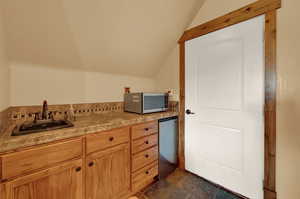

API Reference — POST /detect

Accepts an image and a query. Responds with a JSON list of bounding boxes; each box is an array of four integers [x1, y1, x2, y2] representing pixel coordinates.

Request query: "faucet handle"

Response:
[[48, 112, 55, 121], [64, 112, 69, 120], [33, 112, 41, 123]]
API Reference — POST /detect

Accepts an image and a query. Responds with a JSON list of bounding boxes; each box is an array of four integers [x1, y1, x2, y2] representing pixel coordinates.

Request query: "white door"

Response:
[[185, 15, 265, 199]]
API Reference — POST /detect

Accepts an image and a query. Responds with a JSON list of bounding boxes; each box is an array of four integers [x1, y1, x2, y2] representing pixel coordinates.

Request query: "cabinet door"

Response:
[[5, 159, 83, 199], [86, 143, 130, 199], [1, 183, 7, 199]]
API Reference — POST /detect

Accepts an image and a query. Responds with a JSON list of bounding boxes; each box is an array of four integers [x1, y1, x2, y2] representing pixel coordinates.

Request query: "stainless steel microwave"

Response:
[[124, 93, 169, 114]]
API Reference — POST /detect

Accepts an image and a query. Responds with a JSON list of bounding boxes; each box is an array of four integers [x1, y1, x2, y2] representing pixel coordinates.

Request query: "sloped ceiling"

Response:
[[1, 0, 205, 77]]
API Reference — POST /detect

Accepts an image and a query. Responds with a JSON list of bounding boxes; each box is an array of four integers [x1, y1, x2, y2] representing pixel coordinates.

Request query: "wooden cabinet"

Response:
[[131, 121, 159, 192], [0, 120, 161, 199], [3, 159, 83, 199], [132, 134, 158, 154], [131, 121, 158, 140], [0, 138, 83, 180], [132, 161, 158, 192], [86, 127, 130, 154], [132, 146, 158, 172], [86, 143, 130, 199], [0, 183, 7, 199]]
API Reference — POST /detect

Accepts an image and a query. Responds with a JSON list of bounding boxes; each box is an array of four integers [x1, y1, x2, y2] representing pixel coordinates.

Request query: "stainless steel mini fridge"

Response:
[[159, 116, 178, 179]]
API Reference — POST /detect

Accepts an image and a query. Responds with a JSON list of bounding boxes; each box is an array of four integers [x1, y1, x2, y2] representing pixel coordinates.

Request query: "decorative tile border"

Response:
[[0, 110, 4, 130], [8, 102, 123, 122], [5, 101, 178, 123], [0, 108, 10, 131]]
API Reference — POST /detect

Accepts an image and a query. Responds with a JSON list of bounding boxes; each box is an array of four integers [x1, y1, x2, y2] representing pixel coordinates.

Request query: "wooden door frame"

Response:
[[178, 0, 281, 198]]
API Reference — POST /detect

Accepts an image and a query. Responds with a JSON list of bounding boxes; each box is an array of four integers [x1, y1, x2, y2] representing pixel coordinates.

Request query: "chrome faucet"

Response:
[[41, 100, 49, 120], [33, 100, 54, 123]]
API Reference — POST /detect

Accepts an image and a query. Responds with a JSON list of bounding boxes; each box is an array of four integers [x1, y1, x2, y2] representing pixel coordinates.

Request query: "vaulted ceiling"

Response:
[[1, 0, 205, 77]]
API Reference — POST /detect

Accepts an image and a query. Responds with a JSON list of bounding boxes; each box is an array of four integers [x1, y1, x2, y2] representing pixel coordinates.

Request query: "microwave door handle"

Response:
[[142, 93, 144, 114]]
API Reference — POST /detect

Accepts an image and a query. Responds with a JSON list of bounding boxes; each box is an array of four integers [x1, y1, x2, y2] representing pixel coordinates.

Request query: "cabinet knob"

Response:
[[145, 154, 149, 158], [145, 140, 149, 144], [88, 162, 94, 167], [144, 128, 149, 131], [109, 137, 114, 142], [76, 167, 81, 172], [145, 171, 149, 175]]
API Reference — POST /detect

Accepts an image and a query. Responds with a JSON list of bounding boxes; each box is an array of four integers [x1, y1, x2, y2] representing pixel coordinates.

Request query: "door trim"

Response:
[[178, 0, 281, 198]]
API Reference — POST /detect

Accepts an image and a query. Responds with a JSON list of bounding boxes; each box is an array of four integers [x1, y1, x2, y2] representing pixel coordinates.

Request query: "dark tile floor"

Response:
[[136, 169, 243, 199]]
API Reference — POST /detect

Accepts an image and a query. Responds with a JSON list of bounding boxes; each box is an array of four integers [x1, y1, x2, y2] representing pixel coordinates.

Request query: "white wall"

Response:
[[10, 63, 156, 106], [2, 0, 204, 78], [155, 0, 300, 198], [0, 12, 9, 111], [155, 49, 180, 101]]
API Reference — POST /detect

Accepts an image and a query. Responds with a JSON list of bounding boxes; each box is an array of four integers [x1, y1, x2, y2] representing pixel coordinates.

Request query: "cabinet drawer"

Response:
[[132, 146, 158, 172], [132, 134, 158, 154], [132, 161, 158, 192], [131, 121, 158, 140], [86, 127, 130, 154], [0, 138, 83, 180]]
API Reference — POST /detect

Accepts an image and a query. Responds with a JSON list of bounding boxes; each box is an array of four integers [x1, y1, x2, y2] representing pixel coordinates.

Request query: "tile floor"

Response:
[[133, 169, 244, 199]]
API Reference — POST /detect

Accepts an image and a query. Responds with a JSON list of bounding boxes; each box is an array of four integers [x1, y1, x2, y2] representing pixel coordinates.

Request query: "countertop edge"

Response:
[[0, 112, 178, 154]]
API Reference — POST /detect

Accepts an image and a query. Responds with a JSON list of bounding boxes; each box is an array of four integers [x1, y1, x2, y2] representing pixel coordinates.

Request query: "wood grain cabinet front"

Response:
[[0, 120, 162, 199], [0, 138, 83, 180], [3, 159, 83, 199], [86, 143, 131, 199], [132, 161, 158, 193], [132, 146, 158, 172], [131, 121, 158, 140], [0, 183, 7, 199], [86, 127, 130, 154], [132, 134, 158, 155]]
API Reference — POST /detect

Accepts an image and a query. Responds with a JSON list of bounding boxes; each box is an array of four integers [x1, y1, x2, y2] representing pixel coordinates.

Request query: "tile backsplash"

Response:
[[0, 108, 9, 131], [6, 101, 178, 123], [9, 102, 123, 122]]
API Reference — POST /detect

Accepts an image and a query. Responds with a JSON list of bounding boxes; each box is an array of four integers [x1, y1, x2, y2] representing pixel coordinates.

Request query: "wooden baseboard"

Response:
[[264, 188, 277, 199]]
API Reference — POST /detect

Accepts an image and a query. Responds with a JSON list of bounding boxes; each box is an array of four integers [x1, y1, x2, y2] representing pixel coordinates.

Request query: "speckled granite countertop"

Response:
[[0, 111, 177, 154]]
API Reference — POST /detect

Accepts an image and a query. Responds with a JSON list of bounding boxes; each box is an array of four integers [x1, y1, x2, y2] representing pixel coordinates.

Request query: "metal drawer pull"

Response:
[[76, 167, 81, 172], [145, 154, 149, 158], [145, 141, 149, 144], [109, 137, 114, 142], [88, 162, 94, 167], [145, 171, 149, 175], [144, 128, 149, 131]]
